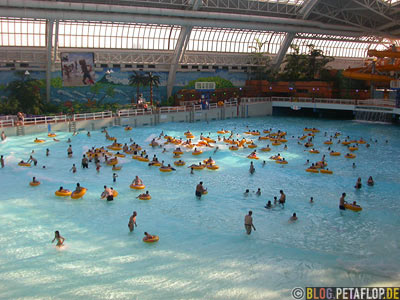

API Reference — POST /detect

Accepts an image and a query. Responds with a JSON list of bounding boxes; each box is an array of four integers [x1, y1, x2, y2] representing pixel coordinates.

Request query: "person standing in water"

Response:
[[67, 145, 73, 158], [339, 193, 346, 210], [46, 149, 50, 156], [52, 231, 65, 247], [249, 162, 255, 174], [244, 211, 256, 235], [279, 190, 286, 208], [0, 155, 4, 168], [195, 182, 207, 198], [113, 173, 118, 183], [128, 211, 137, 232]]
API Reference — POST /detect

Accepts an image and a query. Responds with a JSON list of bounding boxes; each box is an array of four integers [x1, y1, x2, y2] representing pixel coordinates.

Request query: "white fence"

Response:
[[73, 111, 113, 121], [118, 108, 152, 117], [1, 97, 396, 128]]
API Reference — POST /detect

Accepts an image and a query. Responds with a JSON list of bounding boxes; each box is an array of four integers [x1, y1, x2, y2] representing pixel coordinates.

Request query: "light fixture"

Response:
[[24, 70, 30, 75]]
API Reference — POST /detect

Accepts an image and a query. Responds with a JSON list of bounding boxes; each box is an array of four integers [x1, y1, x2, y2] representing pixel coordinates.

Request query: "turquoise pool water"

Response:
[[0, 116, 399, 299]]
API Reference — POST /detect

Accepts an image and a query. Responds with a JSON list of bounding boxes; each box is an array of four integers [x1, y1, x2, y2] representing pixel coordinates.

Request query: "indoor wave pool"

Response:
[[0, 116, 399, 299]]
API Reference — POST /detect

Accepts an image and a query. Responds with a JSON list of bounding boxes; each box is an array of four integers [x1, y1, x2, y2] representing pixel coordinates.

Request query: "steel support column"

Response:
[[46, 19, 53, 103], [273, 0, 321, 70]]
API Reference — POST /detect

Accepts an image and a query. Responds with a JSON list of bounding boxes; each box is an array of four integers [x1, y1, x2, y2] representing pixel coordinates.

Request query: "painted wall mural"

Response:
[[0, 68, 247, 106]]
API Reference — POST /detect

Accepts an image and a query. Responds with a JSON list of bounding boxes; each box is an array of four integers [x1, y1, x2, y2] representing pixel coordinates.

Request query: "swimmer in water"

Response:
[[262, 160, 266, 167], [46, 149, 50, 156], [128, 211, 137, 232], [1, 155, 4, 168], [265, 201, 272, 209], [354, 177, 362, 189], [310, 197, 314, 203], [52, 230, 65, 247], [70, 164, 77, 173], [289, 213, 298, 222], [256, 188, 261, 196], [143, 232, 154, 241], [279, 190, 286, 207], [367, 176, 374, 186], [67, 145, 73, 158], [195, 182, 207, 198], [244, 189, 250, 196], [249, 162, 255, 174]]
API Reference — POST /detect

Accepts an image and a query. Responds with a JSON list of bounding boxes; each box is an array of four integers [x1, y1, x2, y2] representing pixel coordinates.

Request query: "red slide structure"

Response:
[[343, 48, 400, 82]]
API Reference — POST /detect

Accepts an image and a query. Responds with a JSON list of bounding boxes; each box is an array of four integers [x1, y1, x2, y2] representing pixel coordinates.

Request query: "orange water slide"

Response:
[[343, 49, 400, 81], [367, 49, 400, 59]]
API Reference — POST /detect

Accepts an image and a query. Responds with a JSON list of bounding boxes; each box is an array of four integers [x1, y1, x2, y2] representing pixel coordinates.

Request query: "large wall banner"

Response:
[[61, 52, 95, 87]]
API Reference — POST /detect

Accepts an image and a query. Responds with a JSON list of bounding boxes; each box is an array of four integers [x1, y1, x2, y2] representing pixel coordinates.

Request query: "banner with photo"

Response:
[[61, 52, 95, 87]]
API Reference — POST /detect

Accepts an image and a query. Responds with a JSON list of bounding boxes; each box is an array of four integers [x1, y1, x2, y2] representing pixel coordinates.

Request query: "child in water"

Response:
[[52, 231, 65, 247]]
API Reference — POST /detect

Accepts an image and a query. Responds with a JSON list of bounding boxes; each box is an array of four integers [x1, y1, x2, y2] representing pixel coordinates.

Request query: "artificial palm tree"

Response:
[[146, 72, 160, 106], [129, 71, 147, 104]]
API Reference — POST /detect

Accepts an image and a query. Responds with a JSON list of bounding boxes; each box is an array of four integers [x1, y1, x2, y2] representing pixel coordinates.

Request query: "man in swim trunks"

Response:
[[67, 145, 73, 158], [279, 190, 286, 207], [27, 155, 37, 166], [195, 182, 206, 198], [81, 155, 89, 168], [244, 211, 256, 235], [128, 211, 137, 232], [339, 193, 346, 210]]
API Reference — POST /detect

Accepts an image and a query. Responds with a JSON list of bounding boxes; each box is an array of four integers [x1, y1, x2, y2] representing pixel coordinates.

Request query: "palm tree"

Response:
[[146, 72, 160, 106], [129, 71, 147, 104]]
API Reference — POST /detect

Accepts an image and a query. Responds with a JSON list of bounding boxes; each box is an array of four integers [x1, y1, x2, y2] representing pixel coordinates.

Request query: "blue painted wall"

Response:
[[0, 68, 247, 105]]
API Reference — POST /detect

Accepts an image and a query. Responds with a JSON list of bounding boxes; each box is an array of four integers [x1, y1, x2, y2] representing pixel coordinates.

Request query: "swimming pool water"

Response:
[[0, 116, 399, 300]]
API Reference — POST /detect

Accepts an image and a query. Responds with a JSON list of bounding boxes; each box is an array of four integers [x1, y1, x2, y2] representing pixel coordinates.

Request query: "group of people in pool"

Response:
[[4, 124, 383, 246]]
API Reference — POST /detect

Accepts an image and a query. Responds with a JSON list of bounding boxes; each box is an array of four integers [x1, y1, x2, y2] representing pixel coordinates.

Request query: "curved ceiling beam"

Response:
[[0, 0, 365, 35]]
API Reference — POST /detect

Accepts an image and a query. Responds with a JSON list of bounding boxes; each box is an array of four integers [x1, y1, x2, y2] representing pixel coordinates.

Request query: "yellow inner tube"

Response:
[[173, 151, 183, 155], [139, 194, 152, 200], [207, 165, 219, 170], [345, 154, 356, 158], [137, 157, 149, 162], [34, 139, 45, 143], [309, 150, 320, 154], [276, 160, 288, 164], [48, 133, 56, 137], [330, 152, 341, 156], [130, 184, 145, 190], [261, 147, 271, 152], [55, 190, 72, 197], [306, 168, 319, 173], [248, 144, 257, 148], [174, 161, 185, 166], [191, 165, 205, 170], [344, 203, 362, 212], [30, 181, 40, 186], [150, 162, 161, 166], [247, 156, 259, 160], [320, 169, 333, 174], [192, 151, 203, 155], [114, 154, 126, 158], [229, 146, 238, 151], [71, 188, 87, 199], [18, 163, 31, 167], [112, 166, 122, 171], [159, 167, 172, 172], [125, 127, 132, 131], [107, 159, 118, 166], [143, 235, 159, 242], [324, 141, 333, 145], [272, 142, 281, 146]]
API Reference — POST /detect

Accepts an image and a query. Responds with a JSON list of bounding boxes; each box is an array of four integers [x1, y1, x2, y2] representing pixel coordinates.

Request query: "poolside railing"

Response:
[[73, 111, 113, 121], [1, 98, 396, 128], [117, 108, 152, 117]]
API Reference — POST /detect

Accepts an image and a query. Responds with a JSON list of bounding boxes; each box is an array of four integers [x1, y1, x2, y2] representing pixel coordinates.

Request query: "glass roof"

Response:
[[0, 18, 399, 59], [187, 27, 286, 54], [58, 21, 181, 50]]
